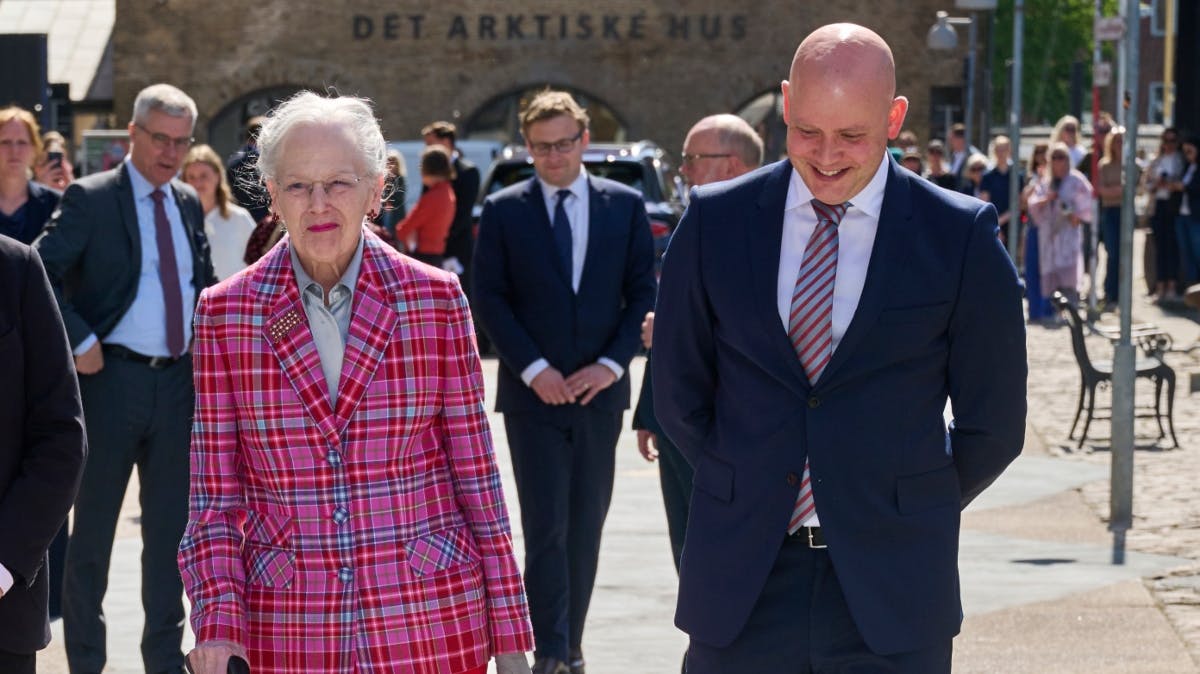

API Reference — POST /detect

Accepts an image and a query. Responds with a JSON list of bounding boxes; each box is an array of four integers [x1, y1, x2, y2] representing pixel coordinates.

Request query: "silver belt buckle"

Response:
[[807, 527, 827, 549], [147, 356, 170, 369]]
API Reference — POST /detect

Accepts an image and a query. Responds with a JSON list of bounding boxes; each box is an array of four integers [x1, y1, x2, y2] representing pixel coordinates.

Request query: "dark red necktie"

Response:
[[150, 189, 185, 357]]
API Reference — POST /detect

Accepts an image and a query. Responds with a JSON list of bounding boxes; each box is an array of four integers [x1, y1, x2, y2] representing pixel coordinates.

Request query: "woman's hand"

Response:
[[186, 640, 247, 674], [495, 652, 533, 674]]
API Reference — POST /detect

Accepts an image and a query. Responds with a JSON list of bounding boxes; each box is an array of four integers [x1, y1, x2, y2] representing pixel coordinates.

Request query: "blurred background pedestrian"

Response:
[[1096, 126, 1128, 308], [1022, 142, 1053, 320], [183, 144, 257, 281], [1145, 128, 1185, 301], [33, 130, 76, 192], [0, 106, 60, 245], [980, 135, 1020, 249], [1028, 142, 1094, 308], [394, 144, 456, 266]]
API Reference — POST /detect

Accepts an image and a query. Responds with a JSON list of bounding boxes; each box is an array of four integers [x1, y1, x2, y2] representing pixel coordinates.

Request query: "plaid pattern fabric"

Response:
[[179, 229, 533, 673]]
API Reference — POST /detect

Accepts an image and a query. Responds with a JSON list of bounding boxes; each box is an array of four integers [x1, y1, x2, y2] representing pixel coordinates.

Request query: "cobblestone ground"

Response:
[[1024, 239, 1200, 665]]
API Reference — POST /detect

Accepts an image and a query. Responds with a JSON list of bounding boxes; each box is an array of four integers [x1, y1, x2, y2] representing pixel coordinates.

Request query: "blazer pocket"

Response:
[[878, 302, 951, 325], [243, 508, 294, 548], [405, 525, 478, 577], [692, 452, 734, 504], [244, 546, 295, 588], [895, 463, 960, 514]]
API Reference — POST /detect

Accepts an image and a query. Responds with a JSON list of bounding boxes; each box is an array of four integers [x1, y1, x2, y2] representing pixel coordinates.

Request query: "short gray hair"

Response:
[[256, 91, 387, 183], [696, 114, 764, 169], [131, 83, 197, 129]]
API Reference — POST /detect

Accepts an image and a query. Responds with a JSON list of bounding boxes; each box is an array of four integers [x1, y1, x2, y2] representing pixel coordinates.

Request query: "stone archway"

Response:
[[462, 85, 628, 145], [206, 85, 305, 160], [735, 88, 786, 164]]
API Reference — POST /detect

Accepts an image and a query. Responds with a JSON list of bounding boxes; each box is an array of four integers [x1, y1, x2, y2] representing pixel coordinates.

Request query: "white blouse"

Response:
[[204, 202, 257, 281]]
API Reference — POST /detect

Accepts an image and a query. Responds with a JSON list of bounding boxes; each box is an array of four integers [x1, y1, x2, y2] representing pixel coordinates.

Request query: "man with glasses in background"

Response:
[[473, 90, 656, 674], [36, 83, 215, 674]]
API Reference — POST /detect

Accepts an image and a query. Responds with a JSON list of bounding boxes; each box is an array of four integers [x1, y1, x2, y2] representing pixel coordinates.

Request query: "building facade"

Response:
[[114, 0, 992, 161]]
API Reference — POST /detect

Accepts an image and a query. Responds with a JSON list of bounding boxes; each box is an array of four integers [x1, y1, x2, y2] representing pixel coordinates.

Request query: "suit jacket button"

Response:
[[808, 396, 820, 409], [786, 472, 799, 486]]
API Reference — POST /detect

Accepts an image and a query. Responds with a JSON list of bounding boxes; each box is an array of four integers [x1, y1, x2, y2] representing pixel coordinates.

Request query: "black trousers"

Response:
[[686, 535, 952, 674], [504, 406, 622, 663], [64, 354, 192, 674], [0, 650, 35, 674], [653, 430, 693, 572]]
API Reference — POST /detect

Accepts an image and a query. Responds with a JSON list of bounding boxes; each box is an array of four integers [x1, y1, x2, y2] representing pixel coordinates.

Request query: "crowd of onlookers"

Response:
[[892, 115, 1200, 321]]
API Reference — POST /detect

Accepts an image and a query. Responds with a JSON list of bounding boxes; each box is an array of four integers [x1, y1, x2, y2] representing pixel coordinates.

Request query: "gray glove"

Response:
[[495, 652, 533, 674]]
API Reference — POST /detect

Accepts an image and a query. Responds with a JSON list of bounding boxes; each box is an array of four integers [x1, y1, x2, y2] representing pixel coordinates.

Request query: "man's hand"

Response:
[[636, 429, 659, 462], [564, 363, 618, 406], [641, 311, 655, 349], [530, 367, 576, 405], [186, 640, 247, 674], [75, 342, 104, 375], [495, 652, 533, 674]]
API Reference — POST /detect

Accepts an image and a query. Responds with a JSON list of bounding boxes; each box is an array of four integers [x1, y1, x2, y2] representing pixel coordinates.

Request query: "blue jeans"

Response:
[[1101, 206, 1121, 302], [1024, 224, 1053, 319]]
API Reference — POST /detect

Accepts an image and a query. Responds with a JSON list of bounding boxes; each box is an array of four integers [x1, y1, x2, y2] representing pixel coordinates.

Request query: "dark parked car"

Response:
[[473, 140, 684, 270]]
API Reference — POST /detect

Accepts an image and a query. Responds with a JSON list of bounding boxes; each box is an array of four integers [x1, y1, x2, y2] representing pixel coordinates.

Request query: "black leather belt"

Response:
[[102, 344, 183, 370], [789, 526, 827, 549]]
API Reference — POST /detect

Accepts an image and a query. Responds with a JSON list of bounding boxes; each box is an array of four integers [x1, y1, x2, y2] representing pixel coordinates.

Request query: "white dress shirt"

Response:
[[519, 168, 623, 386], [205, 202, 257, 281], [778, 155, 890, 526]]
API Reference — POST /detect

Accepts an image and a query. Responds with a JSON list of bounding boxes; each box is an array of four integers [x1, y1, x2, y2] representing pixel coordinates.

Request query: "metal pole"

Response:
[[1006, 0, 1024, 261], [966, 15, 977, 155], [1116, 1, 1127, 126], [1089, 0, 1103, 315], [1164, 0, 1176, 125], [1110, 0, 1140, 566], [983, 10, 996, 153]]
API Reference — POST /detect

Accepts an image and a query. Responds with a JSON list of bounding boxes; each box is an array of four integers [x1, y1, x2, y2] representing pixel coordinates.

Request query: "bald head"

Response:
[[791, 23, 897, 102], [687, 114, 764, 174]]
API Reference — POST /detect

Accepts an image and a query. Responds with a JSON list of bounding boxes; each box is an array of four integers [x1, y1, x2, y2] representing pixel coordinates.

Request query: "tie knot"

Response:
[[811, 200, 848, 225], [556, 189, 572, 203], [150, 189, 165, 203]]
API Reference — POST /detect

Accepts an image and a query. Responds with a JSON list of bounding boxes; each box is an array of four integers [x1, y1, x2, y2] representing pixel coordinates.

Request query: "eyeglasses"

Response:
[[681, 152, 732, 165], [280, 175, 363, 201], [135, 123, 194, 151], [528, 130, 584, 156]]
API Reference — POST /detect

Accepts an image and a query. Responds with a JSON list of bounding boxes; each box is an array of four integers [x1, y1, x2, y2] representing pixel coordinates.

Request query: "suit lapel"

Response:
[[170, 180, 211, 299], [750, 161, 811, 394], [578, 176, 608, 295], [332, 235, 400, 436], [115, 165, 141, 265], [257, 243, 341, 449], [821, 159, 913, 384]]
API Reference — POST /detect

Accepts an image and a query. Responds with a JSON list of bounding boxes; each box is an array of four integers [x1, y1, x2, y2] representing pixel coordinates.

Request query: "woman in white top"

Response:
[[183, 144, 257, 280], [1027, 141, 1094, 307]]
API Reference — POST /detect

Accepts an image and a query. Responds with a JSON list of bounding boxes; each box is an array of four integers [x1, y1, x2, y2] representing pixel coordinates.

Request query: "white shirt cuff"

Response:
[[597, 357, 624, 382], [73, 333, 98, 357], [521, 358, 550, 386], [0, 562, 13, 596]]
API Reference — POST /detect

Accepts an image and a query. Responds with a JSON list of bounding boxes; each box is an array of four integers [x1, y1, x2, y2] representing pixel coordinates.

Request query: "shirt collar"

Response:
[[785, 154, 890, 221], [539, 167, 589, 204], [289, 231, 366, 302], [124, 156, 173, 202]]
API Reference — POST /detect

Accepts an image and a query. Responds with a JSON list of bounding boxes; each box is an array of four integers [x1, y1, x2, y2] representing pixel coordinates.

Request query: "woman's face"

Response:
[[1050, 151, 1071, 179], [0, 119, 35, 178], [267, 123, 383, 271], [182, 161, 219, 203]]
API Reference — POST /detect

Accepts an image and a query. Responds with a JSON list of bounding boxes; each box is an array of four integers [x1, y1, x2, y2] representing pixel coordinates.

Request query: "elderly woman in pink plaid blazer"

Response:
[[178, 92, 533, 674]]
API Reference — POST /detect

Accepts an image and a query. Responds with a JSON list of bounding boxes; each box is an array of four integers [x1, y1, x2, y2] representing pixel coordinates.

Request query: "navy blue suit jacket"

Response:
[[473, 175, 656, 414], [653, 158, 1027, 654]]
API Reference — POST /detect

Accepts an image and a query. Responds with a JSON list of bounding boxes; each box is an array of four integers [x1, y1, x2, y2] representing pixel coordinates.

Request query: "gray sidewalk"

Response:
[[38, 232, 1200, 670]]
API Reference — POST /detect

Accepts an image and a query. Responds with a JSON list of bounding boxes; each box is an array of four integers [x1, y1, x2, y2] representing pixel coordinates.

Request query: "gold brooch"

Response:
[[268, 309, 305, 343]]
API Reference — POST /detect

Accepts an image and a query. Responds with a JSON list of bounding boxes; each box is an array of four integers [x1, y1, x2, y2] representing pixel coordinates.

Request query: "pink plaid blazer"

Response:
[[179, 230, 532, 673]]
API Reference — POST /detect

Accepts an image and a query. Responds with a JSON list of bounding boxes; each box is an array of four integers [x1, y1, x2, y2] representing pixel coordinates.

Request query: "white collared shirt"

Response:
[[778, 154, 890, 526], [538, 168, 590, 293], [519, 168, 623, 386]]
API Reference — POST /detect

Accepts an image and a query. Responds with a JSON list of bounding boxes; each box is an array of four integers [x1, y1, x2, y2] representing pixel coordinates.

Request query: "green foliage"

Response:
[[990, 0, 1121, 124]]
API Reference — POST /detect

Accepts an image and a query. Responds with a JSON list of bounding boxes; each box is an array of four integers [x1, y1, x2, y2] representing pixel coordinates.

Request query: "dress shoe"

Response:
[[568, 647, 586, 674], [532, 656, 570, 674]]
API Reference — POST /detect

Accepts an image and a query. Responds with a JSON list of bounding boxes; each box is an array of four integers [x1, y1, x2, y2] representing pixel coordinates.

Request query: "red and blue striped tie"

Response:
[[787, 199, 847, 534]]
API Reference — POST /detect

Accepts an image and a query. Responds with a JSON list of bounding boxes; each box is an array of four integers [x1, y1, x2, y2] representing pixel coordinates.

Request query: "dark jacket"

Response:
[[34, 162, 215, 349], [0, 181, 60, 245], [0, 236, 86, 653]]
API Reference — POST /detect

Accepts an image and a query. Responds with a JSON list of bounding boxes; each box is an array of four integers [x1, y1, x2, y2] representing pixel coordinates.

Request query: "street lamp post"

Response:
[[928, 11, 976, 150]]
